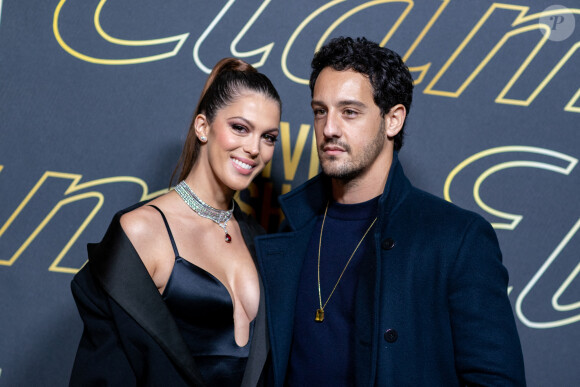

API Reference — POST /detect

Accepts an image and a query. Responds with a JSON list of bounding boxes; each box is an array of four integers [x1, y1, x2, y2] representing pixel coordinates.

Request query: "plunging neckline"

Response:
[[163, 255, 255, 348]]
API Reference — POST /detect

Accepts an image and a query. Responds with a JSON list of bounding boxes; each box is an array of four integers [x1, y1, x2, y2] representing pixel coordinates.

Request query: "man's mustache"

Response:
[[319, 139, 351, 153]]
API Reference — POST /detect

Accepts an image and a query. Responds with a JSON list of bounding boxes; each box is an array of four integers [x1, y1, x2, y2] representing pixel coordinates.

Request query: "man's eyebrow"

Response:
[[337, 100, 366, 108], [311, 99, 366, 108]]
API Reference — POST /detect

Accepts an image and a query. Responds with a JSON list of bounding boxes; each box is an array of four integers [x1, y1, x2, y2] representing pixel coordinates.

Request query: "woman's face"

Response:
[[198, 92, 280, 192]]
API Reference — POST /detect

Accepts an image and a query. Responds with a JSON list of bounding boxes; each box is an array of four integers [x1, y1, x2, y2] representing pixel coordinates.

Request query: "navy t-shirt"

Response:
[[286, 196, 379, 386]]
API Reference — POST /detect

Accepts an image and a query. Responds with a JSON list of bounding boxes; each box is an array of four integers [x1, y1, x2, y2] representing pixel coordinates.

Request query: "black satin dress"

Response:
[[150, 205, 254, 386]]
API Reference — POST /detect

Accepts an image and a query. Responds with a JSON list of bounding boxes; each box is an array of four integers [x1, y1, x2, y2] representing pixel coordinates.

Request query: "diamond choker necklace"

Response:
[[174, 180, 234, 243]]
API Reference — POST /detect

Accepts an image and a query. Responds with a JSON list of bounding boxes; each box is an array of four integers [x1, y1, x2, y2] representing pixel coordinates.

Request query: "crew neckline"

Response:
[[325, 196, 380, 221]]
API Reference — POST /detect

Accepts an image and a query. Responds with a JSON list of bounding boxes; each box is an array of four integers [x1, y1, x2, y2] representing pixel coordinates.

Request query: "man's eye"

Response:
[[313, 109, 326, 116]]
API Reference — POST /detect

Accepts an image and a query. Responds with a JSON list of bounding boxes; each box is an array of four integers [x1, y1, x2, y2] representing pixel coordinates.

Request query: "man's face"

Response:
[[311, 68, 387, 181]]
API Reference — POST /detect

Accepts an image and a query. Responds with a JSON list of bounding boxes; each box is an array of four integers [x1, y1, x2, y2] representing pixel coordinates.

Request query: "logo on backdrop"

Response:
[[52, 0, 580, 112]]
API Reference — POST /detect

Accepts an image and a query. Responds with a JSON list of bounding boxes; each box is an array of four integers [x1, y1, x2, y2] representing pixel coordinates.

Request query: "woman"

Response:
[[69, 58, 281, 386]]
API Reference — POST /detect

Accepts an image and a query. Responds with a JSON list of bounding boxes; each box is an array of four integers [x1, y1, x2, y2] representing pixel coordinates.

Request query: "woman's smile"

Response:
[[231, 156, 256, 175]]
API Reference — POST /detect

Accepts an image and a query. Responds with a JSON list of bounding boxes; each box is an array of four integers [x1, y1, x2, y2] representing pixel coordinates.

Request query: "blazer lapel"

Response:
[[89, 206, 205, 386]]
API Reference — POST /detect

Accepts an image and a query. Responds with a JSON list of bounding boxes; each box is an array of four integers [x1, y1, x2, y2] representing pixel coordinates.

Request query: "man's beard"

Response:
[[318, 121, 385, 182]]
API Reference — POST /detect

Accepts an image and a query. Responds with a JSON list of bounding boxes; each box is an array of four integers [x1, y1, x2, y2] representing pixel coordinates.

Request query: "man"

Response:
[[255, 37, 525, 386]]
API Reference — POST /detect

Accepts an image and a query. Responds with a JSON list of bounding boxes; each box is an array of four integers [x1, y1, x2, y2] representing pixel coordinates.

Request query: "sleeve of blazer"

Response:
[[448, 216, 526, 386], [69, 265, 136, 387]]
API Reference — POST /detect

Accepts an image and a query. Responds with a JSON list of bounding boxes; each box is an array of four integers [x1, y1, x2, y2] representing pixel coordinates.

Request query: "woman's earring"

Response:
[[200, 136, 207, 143]]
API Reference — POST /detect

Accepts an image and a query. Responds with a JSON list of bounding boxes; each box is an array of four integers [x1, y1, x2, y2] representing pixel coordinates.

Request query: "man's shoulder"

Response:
[[401, 184, 490, 228], [389, 185, 499, 257]]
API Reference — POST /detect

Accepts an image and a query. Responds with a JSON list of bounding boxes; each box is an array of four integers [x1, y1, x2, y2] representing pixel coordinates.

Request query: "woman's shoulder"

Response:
[[118, 198, 175, 280], [87, 200, 154, 255], [120, 204, 163, 242]]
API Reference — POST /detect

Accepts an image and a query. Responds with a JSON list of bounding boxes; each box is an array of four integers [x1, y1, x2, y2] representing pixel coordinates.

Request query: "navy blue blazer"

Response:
[[255, 153, 526, 386], [70, 201, 268, 386]]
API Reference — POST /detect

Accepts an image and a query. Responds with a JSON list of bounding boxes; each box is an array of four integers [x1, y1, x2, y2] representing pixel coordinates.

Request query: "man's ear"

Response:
[[384, 104, 406, 139], [194, 114, 209, 141]]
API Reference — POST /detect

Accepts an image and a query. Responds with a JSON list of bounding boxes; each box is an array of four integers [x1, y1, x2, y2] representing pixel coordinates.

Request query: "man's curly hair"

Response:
[[309, 37, 414, 151]]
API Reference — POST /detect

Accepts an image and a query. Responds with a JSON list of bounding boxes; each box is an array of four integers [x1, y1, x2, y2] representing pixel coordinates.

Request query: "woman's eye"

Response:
[[263, 134, 278, 144], [232, 124, 247, 132]]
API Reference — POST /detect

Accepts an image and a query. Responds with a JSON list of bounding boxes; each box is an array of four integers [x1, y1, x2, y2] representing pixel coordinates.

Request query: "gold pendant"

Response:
[[315, 308, 324, 322]]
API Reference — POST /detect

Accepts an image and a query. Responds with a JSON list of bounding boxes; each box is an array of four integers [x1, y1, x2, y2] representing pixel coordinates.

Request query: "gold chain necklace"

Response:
[[315, 202, 377, 322]]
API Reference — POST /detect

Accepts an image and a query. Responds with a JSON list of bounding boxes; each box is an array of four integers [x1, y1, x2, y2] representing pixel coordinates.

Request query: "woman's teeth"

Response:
[[233, 159, 252, 170]]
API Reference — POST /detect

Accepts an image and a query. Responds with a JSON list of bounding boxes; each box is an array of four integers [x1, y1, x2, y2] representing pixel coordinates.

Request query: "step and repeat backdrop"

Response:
[[1, 0, 578, 385]]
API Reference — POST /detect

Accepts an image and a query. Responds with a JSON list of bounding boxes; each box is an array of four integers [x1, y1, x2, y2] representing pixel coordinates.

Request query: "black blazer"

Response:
[[70, 201, 269, 386]]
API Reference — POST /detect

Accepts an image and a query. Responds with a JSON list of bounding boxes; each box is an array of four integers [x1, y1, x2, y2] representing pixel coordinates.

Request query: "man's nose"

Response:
[[323, 112, 341, 138]]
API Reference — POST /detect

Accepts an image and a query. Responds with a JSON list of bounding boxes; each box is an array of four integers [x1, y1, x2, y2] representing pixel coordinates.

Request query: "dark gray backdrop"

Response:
[[1, 0, 578, 385]]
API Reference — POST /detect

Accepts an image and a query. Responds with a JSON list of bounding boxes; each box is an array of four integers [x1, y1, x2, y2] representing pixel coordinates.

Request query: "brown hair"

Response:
[[170, 58, 281, 186]]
